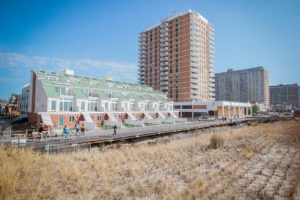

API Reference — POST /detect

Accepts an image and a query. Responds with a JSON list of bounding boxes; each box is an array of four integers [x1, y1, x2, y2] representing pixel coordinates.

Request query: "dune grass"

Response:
[[0, 121, 299, 199]]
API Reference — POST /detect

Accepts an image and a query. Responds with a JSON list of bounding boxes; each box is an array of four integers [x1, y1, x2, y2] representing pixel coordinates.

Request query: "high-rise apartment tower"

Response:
[[138, 9, 215, 102], [215, 67, 270, 108]]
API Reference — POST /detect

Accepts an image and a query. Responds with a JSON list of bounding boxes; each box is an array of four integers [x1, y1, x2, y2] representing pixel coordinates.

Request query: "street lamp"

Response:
[[192, 100, 195, 121]]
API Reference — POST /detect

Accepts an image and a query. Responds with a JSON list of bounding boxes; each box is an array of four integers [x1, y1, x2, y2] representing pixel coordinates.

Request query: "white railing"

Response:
[[0, 118, 259, 151]]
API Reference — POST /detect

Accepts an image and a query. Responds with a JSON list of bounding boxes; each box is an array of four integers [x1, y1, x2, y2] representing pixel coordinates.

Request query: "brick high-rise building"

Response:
[[215, 67, 270, 108], [138, 9, 215, 102], [270, 84, 300, 108]]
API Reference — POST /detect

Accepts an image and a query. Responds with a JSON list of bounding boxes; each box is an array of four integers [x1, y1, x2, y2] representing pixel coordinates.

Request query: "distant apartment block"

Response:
[[18, 83, 31, 113], [215, 67, 270, 108], [270, 84, 300, 108], [138, 9, 215, 102]]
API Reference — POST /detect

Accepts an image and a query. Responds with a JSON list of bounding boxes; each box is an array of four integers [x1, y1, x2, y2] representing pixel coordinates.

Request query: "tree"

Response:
[[252, 104, 259, 115]]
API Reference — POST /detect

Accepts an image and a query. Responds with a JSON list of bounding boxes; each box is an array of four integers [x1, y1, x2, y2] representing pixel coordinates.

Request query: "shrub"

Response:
[[209, 134, 224, 149]]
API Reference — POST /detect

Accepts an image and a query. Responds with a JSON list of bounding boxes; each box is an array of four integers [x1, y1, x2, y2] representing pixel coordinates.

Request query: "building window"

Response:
[[50, 100, 56, 111], [59, 100, 73, 111], [58, 116, 64, 127], [159, 103, 163, 111], [61, 87, 66, 95], [104, 102, 109, 111], [55, 86, 67, 95], [80, 101, 85, 111], [111, 102, 117, 111], [182, 105, 192, 109], [97, 116, 101, 121], [88, 102, 98, 111], [145, 102, 150, 111], [60, 102, 63, 111], [64, 101, 73, 111], [69, 116, 75, 122], [129, 102, 134, 111]]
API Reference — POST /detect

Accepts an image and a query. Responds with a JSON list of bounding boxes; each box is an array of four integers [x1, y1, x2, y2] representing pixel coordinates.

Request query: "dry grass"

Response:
[[0, 121, 300, 200], [209, 134, 224, 149]]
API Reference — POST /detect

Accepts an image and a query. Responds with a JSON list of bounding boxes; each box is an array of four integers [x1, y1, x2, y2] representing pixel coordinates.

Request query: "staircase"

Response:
[[124, 112, 144, 126], [144, 112, 153, 120], [106, 113, 118, 121], [169, 112, 178, 118], [168, 111, 187, 123], [82, 113, 96, 130], [157, 112, 166, 119], [127, 112, 137, 120], [144, 112, 161, 125], [104, 113, 121, 127], [124, 119, 144, 127], [40, 112, 53, 126]]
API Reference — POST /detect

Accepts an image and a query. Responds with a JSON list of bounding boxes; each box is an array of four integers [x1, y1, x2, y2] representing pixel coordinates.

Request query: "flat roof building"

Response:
[[138, 9, 215, 102], [18, 83, 31, 114], [270, 84, 300, 109], [215, 67, 270, 108]]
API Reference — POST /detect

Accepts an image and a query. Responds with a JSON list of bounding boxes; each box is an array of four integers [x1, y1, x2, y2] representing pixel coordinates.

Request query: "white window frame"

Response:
[[50, 100, 56, 111]]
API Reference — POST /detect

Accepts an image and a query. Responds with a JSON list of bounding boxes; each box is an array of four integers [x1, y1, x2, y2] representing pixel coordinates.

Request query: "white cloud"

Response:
[[0, 52, 138, 83], [0, 77, 14, 82]]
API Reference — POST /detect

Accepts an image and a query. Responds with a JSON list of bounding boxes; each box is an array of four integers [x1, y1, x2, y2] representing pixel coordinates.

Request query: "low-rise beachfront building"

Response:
[[28, 70, 182, 129], [174, 100, 252, 120]]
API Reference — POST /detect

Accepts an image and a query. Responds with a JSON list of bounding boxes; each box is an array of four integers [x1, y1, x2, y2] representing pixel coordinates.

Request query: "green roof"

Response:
[[42, 83, 58, 97], [127, 92, 143, 100], [72, 88, 86, 98], [94, 90, 110, 100], [34, 70, 169, 101]]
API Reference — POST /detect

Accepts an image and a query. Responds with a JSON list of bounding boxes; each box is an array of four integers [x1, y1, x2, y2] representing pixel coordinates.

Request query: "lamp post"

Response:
[[192, 100, 195, 121], [213, 102, 215, 120]]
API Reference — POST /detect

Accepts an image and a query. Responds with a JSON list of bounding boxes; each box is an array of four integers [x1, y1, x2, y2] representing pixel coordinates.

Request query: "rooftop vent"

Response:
[[105, 76, 113, 81], [63, 69, 75, 76]]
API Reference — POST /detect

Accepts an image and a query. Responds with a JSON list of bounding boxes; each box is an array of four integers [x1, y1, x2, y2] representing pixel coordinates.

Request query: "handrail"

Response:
[[0, 117, 261, 151]]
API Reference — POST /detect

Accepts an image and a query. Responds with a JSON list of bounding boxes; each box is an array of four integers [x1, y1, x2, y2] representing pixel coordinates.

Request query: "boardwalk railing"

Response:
[[0, 117, 260, 152]]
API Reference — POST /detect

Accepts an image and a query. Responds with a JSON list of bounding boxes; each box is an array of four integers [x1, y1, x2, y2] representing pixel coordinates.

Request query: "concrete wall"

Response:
[[35, 79, 48, 112]]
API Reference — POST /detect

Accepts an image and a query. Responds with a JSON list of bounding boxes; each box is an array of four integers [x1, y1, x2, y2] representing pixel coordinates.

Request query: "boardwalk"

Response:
[[1, 117, 261, 151]]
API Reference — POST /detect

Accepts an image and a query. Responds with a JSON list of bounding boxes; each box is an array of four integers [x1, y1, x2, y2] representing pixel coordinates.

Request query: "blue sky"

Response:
[[0, 0, 299, 99]]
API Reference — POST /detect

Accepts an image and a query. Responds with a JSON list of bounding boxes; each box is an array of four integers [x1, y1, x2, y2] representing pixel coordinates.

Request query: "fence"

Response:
[[1, 117, 259, 152]]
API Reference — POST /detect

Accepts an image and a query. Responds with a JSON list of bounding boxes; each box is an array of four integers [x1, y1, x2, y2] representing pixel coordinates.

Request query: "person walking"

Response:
[[81, 122, 85, 135], [75, 122, 80, 136], [113, 124, 117, 137], [63, 125, 69, 139], [38, 124, 45, 141]]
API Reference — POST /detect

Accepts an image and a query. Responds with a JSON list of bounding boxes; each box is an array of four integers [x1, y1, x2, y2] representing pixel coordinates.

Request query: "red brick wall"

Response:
[[50, 114, 81, 128], [90, 114, 105, 126]]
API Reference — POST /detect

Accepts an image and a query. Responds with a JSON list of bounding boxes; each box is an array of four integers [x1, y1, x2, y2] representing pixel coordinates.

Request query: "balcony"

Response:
[[160, 56, 168, 62], [161, 37, 168, 43], [160, 47, 168, 53], [137, 69, 145, 74], [191, 68, 198, 74], [160, 71, 168, 76], [160, 52, 168, 57], [160, 32, 168, 38], [160, 86, 168, 91], [191, 73, 199, 79], [160, 76, 168, 81], [160, 67, 168, 72], [160, 27, 168, 33], [160, 63, 168, 68], [160, 41, 169, 48]]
